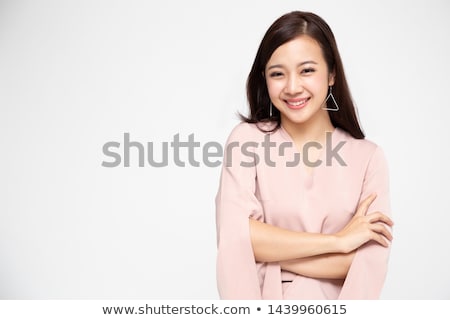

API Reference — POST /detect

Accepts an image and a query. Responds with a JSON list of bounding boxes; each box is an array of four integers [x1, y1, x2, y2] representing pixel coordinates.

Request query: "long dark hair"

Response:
[[241, 11, 365, 139]]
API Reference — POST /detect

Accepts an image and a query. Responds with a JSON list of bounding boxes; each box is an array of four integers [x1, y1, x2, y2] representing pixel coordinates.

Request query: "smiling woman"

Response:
[[265, 36, 336, 146], [215, 11, 393, 300]]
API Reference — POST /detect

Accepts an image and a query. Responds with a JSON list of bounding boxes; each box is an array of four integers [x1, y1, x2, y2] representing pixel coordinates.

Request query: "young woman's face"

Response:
[[265, 35, 334, 129]]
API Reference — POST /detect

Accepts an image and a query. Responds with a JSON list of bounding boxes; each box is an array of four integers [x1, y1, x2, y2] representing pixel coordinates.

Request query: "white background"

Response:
[[1, 0, 449, 299]]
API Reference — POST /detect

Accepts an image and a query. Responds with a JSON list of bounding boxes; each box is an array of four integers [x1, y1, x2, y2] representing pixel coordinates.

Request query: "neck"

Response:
[[281, 112, 335, 146]]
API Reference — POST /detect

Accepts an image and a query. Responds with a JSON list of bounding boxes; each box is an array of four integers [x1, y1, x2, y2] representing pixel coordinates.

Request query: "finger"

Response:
[[371, 224, 393, 241], [355, 193, 377, 216], [372, 233, 390, 247], [367, 212, 394, 226]]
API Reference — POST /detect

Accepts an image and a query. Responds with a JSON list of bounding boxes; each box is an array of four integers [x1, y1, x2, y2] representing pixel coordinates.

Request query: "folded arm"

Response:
[[249, 218, 341, 262], [279, 252, 356, 279], [249, 193, 392, 279]]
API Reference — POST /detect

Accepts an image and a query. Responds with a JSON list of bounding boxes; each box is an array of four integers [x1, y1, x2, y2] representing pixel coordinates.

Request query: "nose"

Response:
[[285, 74, 303, 95]]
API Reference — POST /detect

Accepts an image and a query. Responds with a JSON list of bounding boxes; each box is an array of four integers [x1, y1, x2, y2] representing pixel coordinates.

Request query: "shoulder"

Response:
[[225, 121, 275, 144], [336, 127, 388, 166]]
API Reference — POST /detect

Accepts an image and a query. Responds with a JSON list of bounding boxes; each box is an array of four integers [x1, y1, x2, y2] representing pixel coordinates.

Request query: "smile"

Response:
[[285, 97, 310, 109]]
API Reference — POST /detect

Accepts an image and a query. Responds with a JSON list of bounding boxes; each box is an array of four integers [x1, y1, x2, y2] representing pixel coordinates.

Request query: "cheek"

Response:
[[306, 77, 328, 96], [266, 79, 284, 98]]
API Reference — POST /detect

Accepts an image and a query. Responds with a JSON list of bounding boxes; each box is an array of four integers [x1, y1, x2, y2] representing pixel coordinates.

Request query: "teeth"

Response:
[[288, 99, 307, 106]]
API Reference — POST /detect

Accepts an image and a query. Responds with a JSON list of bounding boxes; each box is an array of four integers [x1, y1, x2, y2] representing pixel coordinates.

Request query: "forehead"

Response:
[[267, 35, 325, 67]]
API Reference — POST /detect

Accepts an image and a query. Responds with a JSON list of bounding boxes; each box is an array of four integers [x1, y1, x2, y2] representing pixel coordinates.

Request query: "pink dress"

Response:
[[215, 122, 391, 299]]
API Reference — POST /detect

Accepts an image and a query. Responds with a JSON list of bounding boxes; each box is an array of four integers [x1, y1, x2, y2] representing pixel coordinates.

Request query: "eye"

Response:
[[301, 68, 315, 74], [269, 71, 284, 78]]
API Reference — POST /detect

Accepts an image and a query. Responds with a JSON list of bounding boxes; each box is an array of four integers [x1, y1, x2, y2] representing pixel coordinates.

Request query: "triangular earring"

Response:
[[323, 86, 339, 111]]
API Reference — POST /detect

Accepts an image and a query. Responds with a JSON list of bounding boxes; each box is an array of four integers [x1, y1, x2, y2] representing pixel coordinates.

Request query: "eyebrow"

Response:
[[267, 61, 318, 70]]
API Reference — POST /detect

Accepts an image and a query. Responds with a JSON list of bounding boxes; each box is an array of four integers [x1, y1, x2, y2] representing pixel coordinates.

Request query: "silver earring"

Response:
[[323, 86, 339, 111], [269, 102, 273, 117]]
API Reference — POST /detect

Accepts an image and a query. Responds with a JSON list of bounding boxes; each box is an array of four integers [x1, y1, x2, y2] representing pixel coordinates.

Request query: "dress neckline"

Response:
[[277, 125, 344, 180]]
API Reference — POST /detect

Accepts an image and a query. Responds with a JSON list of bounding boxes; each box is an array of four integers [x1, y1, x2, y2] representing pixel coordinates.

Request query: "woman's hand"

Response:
[[335, 193, 393, 253]]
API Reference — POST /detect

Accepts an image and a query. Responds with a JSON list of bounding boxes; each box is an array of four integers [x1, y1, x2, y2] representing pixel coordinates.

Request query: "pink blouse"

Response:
[[215, 122, 392, 299]]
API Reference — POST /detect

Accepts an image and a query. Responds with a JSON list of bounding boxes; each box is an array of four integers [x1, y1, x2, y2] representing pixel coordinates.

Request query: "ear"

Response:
[[328, 70, 336, 86]]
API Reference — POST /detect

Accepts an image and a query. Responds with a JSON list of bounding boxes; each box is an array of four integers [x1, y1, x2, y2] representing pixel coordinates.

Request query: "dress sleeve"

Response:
[[339, 146, 392, 299], [215, 124, 264, 299]]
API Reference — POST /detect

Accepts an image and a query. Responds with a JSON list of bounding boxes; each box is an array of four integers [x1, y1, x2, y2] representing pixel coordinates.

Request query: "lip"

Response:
[[284, 97, 310, 110]]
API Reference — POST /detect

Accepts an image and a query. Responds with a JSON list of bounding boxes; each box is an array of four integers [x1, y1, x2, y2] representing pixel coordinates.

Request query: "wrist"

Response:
[[330, 234, 346, 253]]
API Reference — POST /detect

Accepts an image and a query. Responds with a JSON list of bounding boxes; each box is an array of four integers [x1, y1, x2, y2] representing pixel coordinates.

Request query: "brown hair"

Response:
[[241, 11, 365, 139]]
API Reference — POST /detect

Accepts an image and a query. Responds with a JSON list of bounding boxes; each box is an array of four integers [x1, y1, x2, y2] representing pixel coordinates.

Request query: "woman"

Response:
[[215, 11, 394, 299]]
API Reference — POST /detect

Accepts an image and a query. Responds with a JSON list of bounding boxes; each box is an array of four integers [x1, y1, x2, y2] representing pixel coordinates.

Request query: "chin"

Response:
[[283, 117, 310, 125], [285, 106, 326, 122], [282, 112, 313, 124]]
